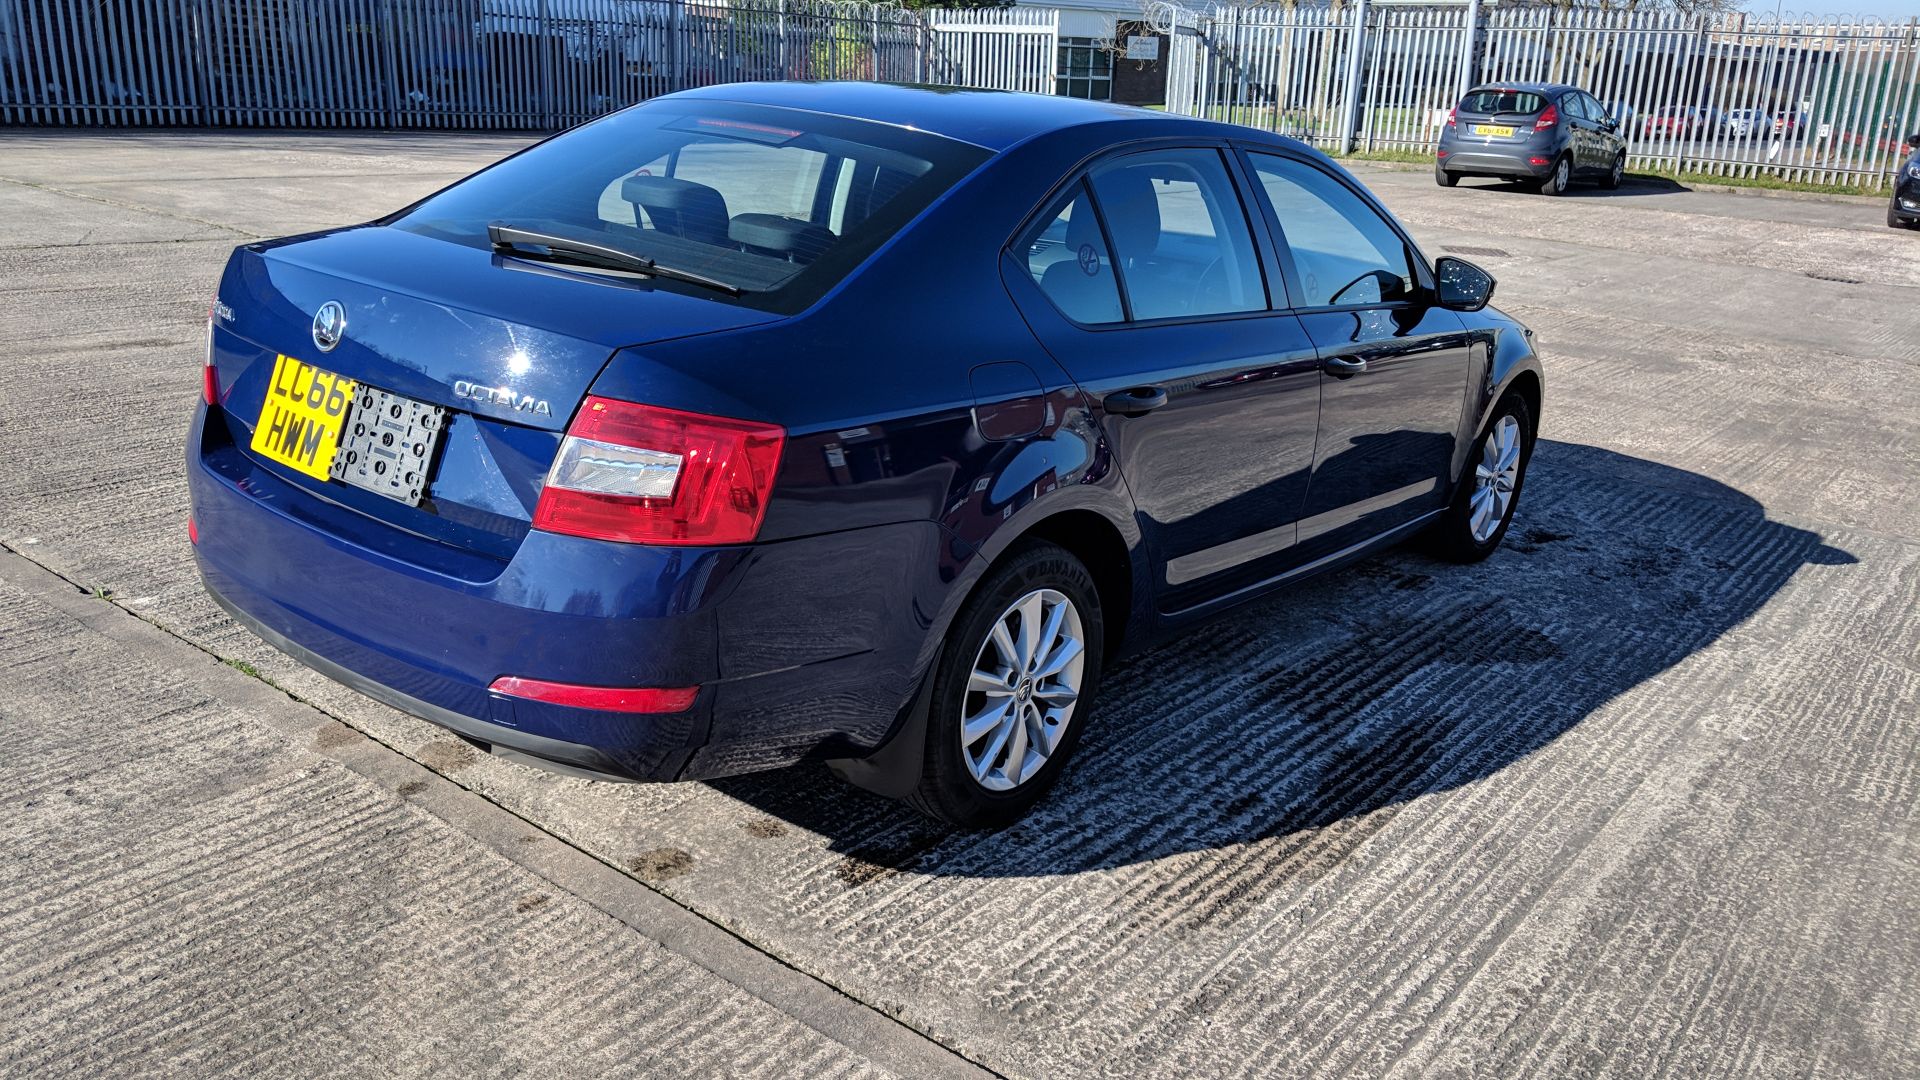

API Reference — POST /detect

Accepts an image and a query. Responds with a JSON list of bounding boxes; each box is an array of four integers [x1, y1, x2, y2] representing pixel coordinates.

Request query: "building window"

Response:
[[1056, 38, 1112, 100]]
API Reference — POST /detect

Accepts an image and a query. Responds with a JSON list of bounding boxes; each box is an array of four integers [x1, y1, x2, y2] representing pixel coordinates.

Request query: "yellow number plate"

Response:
[[1472, 124, 1516, 137], [250, 354, 357, 481]]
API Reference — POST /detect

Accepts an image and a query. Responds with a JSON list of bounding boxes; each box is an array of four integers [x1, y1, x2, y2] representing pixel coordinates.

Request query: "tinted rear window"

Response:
[[391, 101, 990, 314], [1459, 90, 1546, 115]]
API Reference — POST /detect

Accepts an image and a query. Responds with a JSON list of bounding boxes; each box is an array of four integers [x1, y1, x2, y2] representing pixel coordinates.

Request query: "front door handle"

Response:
[[1103, 386, 1169, 417], [1322, 355, 1368, 378]]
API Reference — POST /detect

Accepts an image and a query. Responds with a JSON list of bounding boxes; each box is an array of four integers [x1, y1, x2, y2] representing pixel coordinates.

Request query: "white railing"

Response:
[[924, 6, 1057, 95], [1479, 9, 1920, 185], [1161, 3, 1920, 187]]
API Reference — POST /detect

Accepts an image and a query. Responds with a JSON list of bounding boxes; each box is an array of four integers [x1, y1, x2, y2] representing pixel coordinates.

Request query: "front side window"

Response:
[[1022, 181, 1125, 325], [1247, 153, 1413, 308], [1085, 148, 1266, 321], [392, 101, 989, 314]]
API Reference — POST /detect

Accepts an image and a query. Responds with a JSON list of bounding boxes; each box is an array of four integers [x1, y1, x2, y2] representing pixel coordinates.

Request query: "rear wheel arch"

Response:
[[825, 501, 1139, 802], [1008, 509, 1135, 664], [1541, 152, 1574, 195]]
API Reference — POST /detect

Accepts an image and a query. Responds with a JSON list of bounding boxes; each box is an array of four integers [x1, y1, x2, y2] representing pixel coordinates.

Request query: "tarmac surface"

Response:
[[1, 129, 1915, 1078]]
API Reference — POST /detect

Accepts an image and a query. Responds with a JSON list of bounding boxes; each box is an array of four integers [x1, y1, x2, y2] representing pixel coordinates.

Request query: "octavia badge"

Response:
[[311, 300, 347, 352]]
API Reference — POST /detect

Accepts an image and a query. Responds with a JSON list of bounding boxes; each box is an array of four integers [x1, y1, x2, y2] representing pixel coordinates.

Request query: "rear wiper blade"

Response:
[[487, 223, 741, 296]]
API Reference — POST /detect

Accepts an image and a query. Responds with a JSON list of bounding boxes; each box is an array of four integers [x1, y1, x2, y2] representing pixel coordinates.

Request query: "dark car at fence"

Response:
[[1437, 82, 1627, 195], [188, 82, 1542, 827], [1891, 132, 1920, 230]]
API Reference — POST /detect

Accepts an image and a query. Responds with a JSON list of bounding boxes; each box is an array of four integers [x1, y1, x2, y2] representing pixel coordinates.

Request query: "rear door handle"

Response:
[[1322, 355, 1368, 378], [1103, 386, 1169, 417]]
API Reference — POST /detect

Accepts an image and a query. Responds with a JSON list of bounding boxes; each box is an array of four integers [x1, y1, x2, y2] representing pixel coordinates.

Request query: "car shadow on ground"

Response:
[[1450, 175, 1688, 198], [710, 440, 1854, 879]]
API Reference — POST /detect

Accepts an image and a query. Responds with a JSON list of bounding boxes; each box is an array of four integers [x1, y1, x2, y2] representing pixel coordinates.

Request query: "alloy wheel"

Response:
[[1469, 414, 1523, 543], [961, 588, 1086, 791], [1554, 158, 1570, 191]]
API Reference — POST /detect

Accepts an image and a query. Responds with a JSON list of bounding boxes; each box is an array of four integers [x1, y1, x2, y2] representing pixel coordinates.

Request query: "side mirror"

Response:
[[1434, 256, 1495, 312], [1601, 117, 1619, 133], [1907, 133, 1920, 149]]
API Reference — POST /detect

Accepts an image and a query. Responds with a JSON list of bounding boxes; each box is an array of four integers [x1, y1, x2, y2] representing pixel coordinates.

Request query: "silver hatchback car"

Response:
[[1437, 82, 1628, 195]]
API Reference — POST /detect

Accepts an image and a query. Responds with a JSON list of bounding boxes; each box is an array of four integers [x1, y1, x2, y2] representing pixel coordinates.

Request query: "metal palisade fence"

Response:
[[922, 5, 1056, 95], [0, 0, 1054, 129], [5, 0, 1917, 186], [1161, 3, 1920, 187]]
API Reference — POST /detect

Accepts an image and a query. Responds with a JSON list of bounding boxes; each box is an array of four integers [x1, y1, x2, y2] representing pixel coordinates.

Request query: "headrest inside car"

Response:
[[729, 214, 835, 263], [622, 175, 731, 246]]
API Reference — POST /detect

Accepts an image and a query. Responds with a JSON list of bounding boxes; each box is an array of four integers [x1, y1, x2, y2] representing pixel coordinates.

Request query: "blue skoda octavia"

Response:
[[189, 82, 1541, 827]]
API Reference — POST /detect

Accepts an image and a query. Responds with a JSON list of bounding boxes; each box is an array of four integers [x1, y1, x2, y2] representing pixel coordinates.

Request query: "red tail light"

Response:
[[1446, 106, 1457, 128], [1534, 104, 1558, 131], [532, 396, 785, 546], [489, 676, 698, 713], [202, 301, 220, 405]]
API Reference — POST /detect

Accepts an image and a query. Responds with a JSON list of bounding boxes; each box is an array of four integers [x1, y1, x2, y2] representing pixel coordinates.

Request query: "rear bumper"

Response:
[[205, 582, 640, 781], [1438, 148, 1554, 178], [187, 402, 950, 782]]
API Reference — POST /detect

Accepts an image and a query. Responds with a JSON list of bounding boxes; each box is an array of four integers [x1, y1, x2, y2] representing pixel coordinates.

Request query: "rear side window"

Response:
[[1459, 90, 1546, 116], [1084, 148, 1266, 321], [1022, 181, 1125, 325], [392, 102, 989, 315], [1246, 153, 1413, 308]]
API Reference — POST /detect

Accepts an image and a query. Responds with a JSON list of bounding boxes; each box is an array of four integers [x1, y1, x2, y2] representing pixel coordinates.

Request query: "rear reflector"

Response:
[[489, 676, 698, 713], [1528, 156, 1551, 166], [188, 518, 198, 545], [533, 396, 784, 546]]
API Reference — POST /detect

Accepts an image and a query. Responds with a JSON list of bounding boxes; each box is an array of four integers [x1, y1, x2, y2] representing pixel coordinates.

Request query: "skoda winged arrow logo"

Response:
[[311, 300, 347, 352]]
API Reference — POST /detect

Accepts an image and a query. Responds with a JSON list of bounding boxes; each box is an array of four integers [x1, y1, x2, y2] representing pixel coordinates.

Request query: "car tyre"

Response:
[[907, 541, 1104, 828], [1436, 164, 1459, 188], [1603, 152, 1625, 190], [1539, 155, 1573, 196], [1426, 394, 1533, 563], [1891, 205, 1917, 230]]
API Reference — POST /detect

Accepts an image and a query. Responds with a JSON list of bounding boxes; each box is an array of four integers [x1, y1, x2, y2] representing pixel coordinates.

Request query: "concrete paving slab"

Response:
[[0, 180, 242, 249], [0, 558, 900, 1076], [0, 549, 988, 1079], [1, 131, 1916, 1079]]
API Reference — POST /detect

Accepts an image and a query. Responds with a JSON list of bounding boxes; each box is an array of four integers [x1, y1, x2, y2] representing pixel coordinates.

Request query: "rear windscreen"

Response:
[[1459, 90, 1546, 116], [391, 100, 990, 314]]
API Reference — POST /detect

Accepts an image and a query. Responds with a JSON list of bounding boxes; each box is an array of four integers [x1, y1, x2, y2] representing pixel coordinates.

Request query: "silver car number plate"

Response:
[[329, 385, 448, 506]]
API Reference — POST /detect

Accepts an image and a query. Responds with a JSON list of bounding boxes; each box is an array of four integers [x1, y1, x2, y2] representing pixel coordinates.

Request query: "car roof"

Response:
[[661, 81, 1206, 151]]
